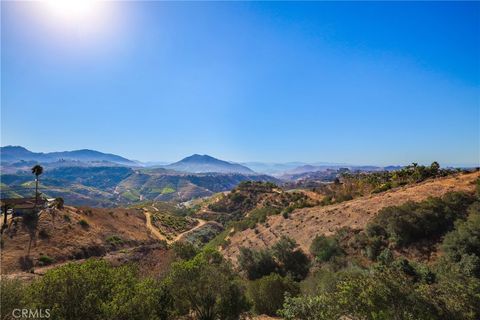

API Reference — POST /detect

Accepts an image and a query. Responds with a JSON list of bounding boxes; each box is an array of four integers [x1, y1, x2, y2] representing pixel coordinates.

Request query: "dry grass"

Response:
[[222, 171, 480, 262], [1, 206, 159, 275]]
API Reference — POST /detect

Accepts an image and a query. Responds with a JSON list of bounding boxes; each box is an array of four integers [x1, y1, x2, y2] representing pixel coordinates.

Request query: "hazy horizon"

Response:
[[1, 144, 478, 168], [2, 1, 479, 165]]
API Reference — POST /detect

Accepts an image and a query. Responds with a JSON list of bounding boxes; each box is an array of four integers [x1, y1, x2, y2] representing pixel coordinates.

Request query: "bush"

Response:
[[106, 235, 123, 246], [441, 202, 480, 277], [166, 249, 249, 320], [280, 268, 438, 320], [172, 241, 199, 260], [38, 255, 55, 266], [238, 247, 277, 280], [238, 237, 310, 281], [38, 228, 50, 239], [309, 235, 343, 262], [248, 273, 299, 316], [272, 236, 310, 281], [26, 259, 174, 320], [0, 279, 26, 319], [366, 192, 475, 248], [78, 219, 89, 228]]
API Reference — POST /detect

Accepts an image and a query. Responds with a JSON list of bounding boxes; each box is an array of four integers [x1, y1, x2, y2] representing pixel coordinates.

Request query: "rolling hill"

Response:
[[221, 171, 480, 262], [0, 166, 279, 206]]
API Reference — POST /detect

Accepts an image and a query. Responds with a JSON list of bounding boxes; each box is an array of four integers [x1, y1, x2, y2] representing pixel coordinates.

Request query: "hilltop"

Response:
[[166, 154, 255, 174]]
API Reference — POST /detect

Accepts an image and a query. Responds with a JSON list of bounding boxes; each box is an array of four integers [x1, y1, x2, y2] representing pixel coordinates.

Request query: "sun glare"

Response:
[[38, 0, 123, 49], [45, 0, 100, 22]]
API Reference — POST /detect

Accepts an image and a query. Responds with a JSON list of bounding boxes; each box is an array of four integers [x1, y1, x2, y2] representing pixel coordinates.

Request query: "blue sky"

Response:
[[1, 1, 479, 166]]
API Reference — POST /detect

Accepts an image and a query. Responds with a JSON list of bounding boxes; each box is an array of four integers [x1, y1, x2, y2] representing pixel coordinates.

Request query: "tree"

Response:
[[310, 235, 343, 262], [441, 202, 480, 277], [272, 236, 310, 281], [0, 279, 27, 319], [172, 241, 199, 260], [166, 249, 249, 320], [26, 259, 174, 320], [31, 165, 44, 206], [238, 247, 277, 280], [430, 161, 440, 176], [280, 268, 438, 320], [248, 273, 299, 316]]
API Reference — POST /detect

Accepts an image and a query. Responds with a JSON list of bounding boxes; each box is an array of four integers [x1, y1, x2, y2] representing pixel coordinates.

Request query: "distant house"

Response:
[[0, 197, 47, 218]]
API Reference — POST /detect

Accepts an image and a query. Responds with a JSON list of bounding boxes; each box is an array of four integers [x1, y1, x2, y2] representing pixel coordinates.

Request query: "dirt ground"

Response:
[[0, 206, 162, 275]]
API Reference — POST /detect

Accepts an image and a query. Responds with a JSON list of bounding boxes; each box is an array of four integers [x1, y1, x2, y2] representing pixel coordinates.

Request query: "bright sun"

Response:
[[40, 0, 118, 45], [45, 0, 102, 23]]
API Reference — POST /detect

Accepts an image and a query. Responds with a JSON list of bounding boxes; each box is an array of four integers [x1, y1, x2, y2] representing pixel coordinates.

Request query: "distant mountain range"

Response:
[[1, 146, 412, 177], [165, 154, 255, 174], [1, 146, 136, 166]]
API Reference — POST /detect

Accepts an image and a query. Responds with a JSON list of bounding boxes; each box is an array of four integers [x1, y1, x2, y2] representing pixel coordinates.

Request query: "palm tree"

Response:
[[31, 165, 44, 206]]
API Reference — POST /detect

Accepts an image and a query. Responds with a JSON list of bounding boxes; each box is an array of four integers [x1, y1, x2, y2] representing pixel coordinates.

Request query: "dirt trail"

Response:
[[142, 208, 207, 244], [172, 218, 207, 242], [143, 209, 168, 242]]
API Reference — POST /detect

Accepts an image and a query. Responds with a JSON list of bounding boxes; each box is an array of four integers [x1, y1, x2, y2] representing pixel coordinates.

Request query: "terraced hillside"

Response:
[[222, 171, 480, 262]]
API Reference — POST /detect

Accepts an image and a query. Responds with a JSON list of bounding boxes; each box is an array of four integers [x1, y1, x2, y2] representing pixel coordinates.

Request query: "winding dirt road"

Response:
[[142, 208, 207, 244]]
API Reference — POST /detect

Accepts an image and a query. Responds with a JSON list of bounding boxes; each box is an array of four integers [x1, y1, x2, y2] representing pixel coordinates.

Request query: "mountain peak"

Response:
[[181, 154, 219, 163], [167, 154, 255, 174]]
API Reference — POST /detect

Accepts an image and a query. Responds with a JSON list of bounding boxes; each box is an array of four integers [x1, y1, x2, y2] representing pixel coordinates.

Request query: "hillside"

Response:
[[222, 171, 480, 262], [166, 154, 255, 174], [1, 166, 279, 206], [0, 206, 169, 275], [116, 169, 278, 202]]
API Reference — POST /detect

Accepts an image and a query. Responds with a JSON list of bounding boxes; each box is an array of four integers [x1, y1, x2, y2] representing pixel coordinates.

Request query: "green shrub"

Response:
[[309, 235, 343, 262], [280, 268, 439, 320], [172, 241, 199, 260], [106, 235, 123, 246], [26, 259, 174, 320], [38, 255, 55, 266], [166, 249, 249, 320], [272, 236, 311, 281], [366, 192, 475, 248], [248, 273, 299, 316], [441, 202, 480, 277], [0, 279, 26, 319], [238, 237, 310, 281], [238, 247, 277, 280]]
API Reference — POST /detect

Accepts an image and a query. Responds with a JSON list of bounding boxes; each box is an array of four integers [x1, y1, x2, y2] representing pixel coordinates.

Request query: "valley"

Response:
[[1, 152, 479, 320]]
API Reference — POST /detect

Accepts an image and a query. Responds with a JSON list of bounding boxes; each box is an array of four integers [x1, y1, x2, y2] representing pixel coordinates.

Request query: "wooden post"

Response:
[[1, 204, 8, 233]]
